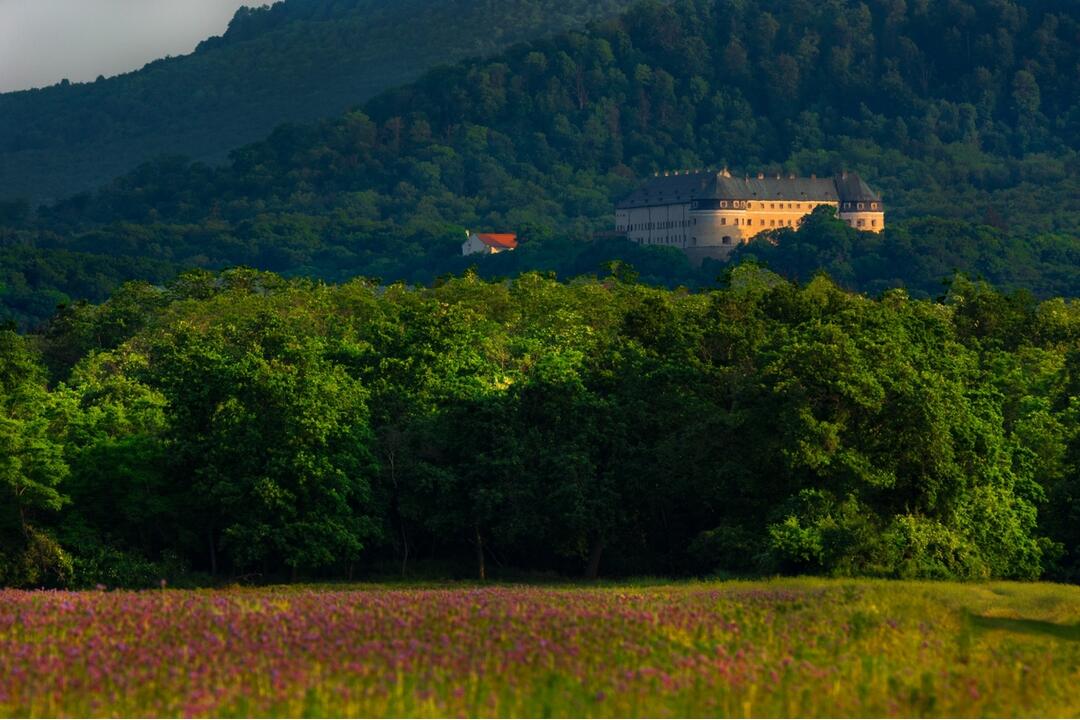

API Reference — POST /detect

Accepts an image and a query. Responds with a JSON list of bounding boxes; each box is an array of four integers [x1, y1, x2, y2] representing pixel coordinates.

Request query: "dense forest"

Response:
[[0, 0, 641, 203], [1, 0, 1077, 328], [2, 267, 1078, 587], [2, 0, 1078, 330]]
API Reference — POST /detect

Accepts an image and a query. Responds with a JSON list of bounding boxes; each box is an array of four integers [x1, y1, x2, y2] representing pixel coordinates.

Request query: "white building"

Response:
[[615, 170, 884, 264], [462, 231, 518, 256]]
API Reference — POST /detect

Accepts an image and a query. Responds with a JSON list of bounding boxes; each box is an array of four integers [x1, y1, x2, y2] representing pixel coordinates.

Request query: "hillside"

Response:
[[0, 0, 641, 204], [2, 0, 1079, 327]]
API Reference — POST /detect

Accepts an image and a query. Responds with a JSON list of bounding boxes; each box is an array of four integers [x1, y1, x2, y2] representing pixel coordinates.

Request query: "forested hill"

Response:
[[0, 0, 642, 204], [2, 0, 1079, 327]]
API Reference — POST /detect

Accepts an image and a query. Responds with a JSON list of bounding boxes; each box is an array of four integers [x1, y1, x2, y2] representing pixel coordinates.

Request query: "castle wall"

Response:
[[737, 200, 837, 238], [615, 172, 886, 263], [616, 203, 693, 248], [686, 199, 839, 259], [616, 194, 883, 264], [837, 211, 885, 232]]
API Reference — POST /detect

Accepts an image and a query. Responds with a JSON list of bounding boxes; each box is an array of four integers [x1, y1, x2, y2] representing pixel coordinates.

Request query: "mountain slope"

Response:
[[0, 0, 641, 204], [3, 0, 1079, 327]]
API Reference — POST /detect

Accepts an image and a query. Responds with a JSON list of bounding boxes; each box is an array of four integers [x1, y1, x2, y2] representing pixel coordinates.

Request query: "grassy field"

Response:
[[1, 578, 1078, 717]]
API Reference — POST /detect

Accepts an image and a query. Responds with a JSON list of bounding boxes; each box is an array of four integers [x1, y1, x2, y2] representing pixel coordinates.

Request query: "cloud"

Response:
[[0, 0, 263, 93]]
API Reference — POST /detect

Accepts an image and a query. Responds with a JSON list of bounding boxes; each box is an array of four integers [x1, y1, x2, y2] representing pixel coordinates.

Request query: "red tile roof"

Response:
[[475, 233, 518, 249]]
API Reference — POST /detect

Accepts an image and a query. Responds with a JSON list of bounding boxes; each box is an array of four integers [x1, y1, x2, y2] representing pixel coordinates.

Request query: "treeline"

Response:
[[733, 208, 1080, 298], [5, 206, 1078, 333], [2, 0, 1077, 327], [0, 0, 640, 203], [2, 266, 1078, 587]]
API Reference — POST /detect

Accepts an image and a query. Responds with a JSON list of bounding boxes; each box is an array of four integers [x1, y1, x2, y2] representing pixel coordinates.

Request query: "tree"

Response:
[[142, 295, 380, 578], [0, 329, 70, 585]]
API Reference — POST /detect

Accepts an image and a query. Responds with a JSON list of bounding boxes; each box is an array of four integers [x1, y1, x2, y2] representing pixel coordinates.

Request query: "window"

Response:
[[721, 217, 727, 225], [770, 220, 775, 227], [871, 219, 877, 227], [858, 202, 865, 210], [857, 219, 865, 227], [760, 219, 766, 226], [871, 202, 878, 209], [720, 201, 728, 208], [770, 203, 775, 209], [722, 236, 732, 245]]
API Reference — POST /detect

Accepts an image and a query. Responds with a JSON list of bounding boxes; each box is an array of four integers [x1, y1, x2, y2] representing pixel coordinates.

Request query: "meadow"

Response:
[[1, 579, 1078, 718]]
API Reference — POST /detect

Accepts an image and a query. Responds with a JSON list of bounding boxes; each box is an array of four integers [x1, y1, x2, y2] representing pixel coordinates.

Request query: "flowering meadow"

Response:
[[1, 579, 1078, 717]]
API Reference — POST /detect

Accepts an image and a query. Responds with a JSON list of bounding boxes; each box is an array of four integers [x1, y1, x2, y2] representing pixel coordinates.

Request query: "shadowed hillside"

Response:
[[0, 0, 642, 204]]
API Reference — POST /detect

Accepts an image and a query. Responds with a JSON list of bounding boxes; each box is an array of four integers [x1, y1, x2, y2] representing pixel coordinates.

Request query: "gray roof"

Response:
[[617, 171, 883, 209]]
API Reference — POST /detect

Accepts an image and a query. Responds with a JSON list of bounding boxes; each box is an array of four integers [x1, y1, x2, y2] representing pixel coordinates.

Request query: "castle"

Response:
[[615, 169, 884, 263]]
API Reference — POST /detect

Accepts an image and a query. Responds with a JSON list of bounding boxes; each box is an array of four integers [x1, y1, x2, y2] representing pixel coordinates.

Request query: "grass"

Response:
[[1, 578, 1078, 717]]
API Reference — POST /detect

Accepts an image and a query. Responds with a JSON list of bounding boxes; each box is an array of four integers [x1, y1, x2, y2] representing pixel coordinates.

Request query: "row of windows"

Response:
[[637, 237, 737, 247], [717, 200, 821, 210], [636, 236, 687, 246], [620, 214, 879, 234], [618, 219, 698, 232], [720, 217, 798, 227], [703, 200, 881, 211]]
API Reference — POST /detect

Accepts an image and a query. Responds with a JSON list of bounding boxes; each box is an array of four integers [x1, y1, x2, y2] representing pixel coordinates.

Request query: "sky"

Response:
[[0, 0, 263, 93]]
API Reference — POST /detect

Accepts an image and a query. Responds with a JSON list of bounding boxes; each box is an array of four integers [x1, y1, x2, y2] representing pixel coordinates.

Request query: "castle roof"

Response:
[[616, 171, 882, 209]]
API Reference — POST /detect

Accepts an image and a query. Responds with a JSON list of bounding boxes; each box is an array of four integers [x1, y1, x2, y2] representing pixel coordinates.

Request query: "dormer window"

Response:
[[857, 202, 865, 210], [871, 202, 878, 210]]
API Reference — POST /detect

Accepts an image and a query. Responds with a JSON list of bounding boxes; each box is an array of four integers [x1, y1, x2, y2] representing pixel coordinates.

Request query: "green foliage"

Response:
[[0, 329, 70, 586], [2, 0, 1078, 327], [736, 210, 1080, 300], [0, 0, 641, 203], [1, 265, 1075, 586]]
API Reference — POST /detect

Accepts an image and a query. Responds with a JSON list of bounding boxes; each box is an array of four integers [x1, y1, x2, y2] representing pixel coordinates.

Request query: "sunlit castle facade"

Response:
[[615, 169, 885, 263]]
